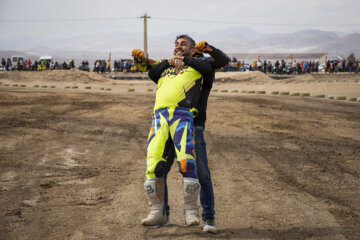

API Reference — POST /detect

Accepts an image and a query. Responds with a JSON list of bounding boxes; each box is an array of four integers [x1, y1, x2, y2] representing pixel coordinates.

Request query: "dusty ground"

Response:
[[0, 70, 359, 240]]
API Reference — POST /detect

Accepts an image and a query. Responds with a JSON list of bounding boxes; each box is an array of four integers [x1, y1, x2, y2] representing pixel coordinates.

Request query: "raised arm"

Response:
[[131, 49, 162, 72], [195, 41, 230, 69]]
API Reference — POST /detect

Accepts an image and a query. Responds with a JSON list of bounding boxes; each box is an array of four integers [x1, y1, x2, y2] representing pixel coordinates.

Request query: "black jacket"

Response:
[[194, 45, 229, 126]]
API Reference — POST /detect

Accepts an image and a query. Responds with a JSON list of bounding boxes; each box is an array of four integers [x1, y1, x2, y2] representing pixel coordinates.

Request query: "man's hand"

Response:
[[131, 49, 145, 60], [195, 41, 213, 53], [168, 56, 184, 70]]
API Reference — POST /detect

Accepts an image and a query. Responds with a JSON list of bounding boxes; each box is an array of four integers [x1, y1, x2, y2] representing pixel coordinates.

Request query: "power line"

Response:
[[0, 17, 135, 22], [0, 16, 359, 28], [153, 17, 360, 27]]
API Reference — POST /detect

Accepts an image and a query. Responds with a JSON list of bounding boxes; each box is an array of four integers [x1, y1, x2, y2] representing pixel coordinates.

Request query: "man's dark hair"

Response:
[[175, 34, 196, 48]]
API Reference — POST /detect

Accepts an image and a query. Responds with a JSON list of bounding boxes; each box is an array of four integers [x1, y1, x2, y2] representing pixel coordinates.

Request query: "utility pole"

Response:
[[140, 13, 150, 59]]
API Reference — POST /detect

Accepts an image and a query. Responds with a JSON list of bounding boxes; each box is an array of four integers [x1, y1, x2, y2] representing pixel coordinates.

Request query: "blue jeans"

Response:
[[163, 125, 215, 221]]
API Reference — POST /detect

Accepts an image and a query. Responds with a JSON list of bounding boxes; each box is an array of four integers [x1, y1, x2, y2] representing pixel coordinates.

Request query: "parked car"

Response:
[[39, 56, 53, 64], [78, 62, 89, 72], [11, 56, 24, 70]]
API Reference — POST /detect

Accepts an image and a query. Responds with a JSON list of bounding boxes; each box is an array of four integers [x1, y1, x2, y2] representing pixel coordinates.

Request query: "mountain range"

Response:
[[0, 27, 359, 61]]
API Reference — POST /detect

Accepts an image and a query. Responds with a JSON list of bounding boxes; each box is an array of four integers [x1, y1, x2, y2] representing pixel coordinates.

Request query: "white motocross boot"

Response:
[[183, 177, 200, 226], [141, 178, 167, 228]]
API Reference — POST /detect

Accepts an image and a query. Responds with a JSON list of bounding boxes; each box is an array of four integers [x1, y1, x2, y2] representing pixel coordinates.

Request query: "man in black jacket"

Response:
[[161, 41, 229, 233]]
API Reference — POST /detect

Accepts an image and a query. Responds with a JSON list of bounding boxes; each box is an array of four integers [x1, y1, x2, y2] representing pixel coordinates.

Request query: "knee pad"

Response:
[[183, 177, 200, 210], [154, 161, 165, 178], [144, 178, 165, 210]]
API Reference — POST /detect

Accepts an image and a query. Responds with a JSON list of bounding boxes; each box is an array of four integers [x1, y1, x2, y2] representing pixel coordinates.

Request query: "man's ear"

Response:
[[190, 48, 195, 56]]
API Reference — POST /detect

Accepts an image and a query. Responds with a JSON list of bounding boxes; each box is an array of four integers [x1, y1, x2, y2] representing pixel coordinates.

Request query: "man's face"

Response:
[[174, 38, 195, 57]]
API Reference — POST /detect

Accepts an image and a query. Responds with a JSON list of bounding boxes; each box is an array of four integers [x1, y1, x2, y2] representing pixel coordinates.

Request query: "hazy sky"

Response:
[[1, 0, 360, 40]]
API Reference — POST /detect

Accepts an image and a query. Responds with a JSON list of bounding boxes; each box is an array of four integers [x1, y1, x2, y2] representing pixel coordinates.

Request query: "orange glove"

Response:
[[131, 49, 145, 60], [195, 48, 203, 55], [195, 41, 213, 53]]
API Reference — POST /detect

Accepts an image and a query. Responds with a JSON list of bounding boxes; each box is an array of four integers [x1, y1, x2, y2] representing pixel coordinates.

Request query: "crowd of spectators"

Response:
[[324, 59, 358, 73], [223, 57, 360, 74], [0, 58, 78, 71], [92, 59, 137, 73], [1, 56, 359, 74], [112, 59, 137, 72], [93, 60, 108, 73]]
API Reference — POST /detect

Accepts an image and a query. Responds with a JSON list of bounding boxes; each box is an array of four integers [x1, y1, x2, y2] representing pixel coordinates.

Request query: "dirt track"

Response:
[[0, 71, 360, 240]]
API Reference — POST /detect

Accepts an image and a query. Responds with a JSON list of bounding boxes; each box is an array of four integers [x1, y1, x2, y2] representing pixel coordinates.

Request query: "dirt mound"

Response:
[[215, 71, 273, 83], [214, 72, 360, 84], [0, 70, 109, 83], [311, 73, 360, 82], [281, 74, 315, 83], [280, 73, 360, 84]]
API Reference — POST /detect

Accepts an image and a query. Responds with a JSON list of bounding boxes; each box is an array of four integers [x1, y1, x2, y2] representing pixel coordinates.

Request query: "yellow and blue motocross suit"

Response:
[[146, 58, 212, 179]]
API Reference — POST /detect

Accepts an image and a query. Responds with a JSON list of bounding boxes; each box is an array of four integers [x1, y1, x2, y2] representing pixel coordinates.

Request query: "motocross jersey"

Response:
[[154, 66, 203, 110], [148, 57, 213, 111]]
